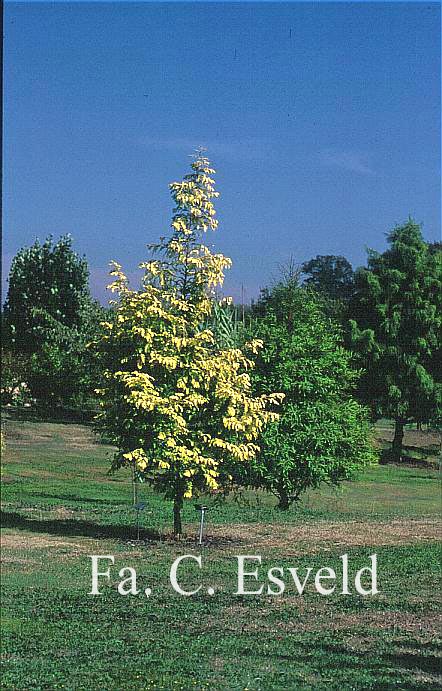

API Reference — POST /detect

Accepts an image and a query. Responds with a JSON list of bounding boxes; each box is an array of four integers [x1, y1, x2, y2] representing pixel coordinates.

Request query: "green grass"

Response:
[[1, 413, 441, 690]]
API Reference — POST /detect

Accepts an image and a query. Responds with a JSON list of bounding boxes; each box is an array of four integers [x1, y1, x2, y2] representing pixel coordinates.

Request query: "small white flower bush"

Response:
[[1, 381, 35, 407]]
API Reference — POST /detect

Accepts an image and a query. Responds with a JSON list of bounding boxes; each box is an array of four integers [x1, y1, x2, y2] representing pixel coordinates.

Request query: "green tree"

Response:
[[237, 277, 375, 509], [4, 235, 89, 351], [3, 235, 104, 409], [349, 220, 442, 460], [94, 154, 282, 535], [24, 300, 107, 410], [301, 254, 354, 301]]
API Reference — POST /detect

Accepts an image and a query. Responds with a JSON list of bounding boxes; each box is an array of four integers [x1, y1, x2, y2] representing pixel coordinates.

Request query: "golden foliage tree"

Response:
[[95, 153, 283, 535]]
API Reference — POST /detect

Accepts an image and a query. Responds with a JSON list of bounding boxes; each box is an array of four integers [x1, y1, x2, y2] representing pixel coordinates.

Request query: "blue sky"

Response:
[[3, 2, 441, 303]]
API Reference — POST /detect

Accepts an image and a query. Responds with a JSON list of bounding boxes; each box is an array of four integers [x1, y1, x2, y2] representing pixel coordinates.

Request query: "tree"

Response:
[[349, 220, 442, 461], [4, 235, 89, 352], [94, 154, 283, 535], [3, 235, 104, 409], [428, 241, 442, 255], [236, 277, 375, 509], [24, 299, 107, 410], [301, 254, 354, 301]]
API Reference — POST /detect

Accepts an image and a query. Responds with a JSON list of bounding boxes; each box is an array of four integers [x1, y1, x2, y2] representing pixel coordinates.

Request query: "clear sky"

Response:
[[3, 1, 441, 303]]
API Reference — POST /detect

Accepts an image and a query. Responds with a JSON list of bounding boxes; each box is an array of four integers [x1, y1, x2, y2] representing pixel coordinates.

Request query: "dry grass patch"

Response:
[[3, 420, 103, 450], [218, 600, 442, 639], [376, 427, 441, 450], [306, 610, 442, 635], [207, 518, 441, 553], [1, 530, 100, 555]]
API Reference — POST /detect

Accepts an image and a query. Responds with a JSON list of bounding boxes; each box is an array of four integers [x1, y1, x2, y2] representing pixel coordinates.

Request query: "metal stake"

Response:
[[195, 504, 208, 545], [134, 502, 146, 541], [199, 507, 205, 545]]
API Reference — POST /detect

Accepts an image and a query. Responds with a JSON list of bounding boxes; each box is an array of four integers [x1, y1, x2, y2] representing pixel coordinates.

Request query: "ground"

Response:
[[1, 411, 441, 690]]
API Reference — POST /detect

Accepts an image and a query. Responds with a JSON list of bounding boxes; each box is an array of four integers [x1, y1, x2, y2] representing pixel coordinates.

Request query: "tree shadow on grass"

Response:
[[0, 510, 160, 542], [314, 642, 442, 685], [256, 643, 441, 690], [27, 492, 132, 506], [379, 448, 438, 468], [382, 651, 442, 676], [3, 405, 95, 425]]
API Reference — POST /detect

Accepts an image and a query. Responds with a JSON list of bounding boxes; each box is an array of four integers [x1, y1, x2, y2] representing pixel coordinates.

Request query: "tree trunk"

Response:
[[173, 493, 183, 538], [277, 489, 291, 511], [392, 419, 405, 461]]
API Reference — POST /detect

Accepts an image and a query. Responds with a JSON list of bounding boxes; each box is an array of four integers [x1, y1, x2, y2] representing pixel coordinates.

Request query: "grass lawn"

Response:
[[1, 412, 441, 690]]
